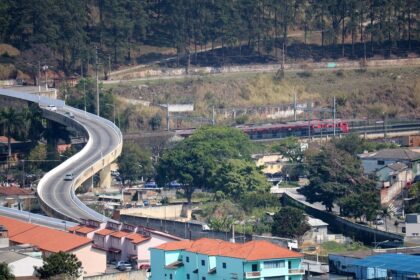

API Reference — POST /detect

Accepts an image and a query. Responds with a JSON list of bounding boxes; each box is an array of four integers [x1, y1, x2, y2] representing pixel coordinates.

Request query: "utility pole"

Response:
[[108, 54, 111, 80], [166, 104, 170, 131], [212, 106, 215, 125], [95, 46, 100, 116], [333, 96, 336, 137], [293, 92, 297, 121], [81, 63, 86, 112], [282, 43, 285, 70], [38, 61, 41, 92]]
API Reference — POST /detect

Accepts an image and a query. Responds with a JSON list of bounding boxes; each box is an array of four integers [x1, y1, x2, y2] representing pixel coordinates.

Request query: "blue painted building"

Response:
[[351, 253, 420, 280], [150, 238, 304, 280]]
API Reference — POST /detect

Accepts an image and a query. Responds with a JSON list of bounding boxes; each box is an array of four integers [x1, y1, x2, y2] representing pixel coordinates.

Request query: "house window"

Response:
[[202, 277, 206, 280], [252, 264, 258, 271], [169, 274, 173, 280], [264, 260, 285, 269], [186, 274, 190, 279], [222, 262, 226, 269], [201, 260, 205, 266], [133, 244, 136, 250], [377, 160, 385, 165], [265, 277, 285, 280], [186, 256, 189, 263]]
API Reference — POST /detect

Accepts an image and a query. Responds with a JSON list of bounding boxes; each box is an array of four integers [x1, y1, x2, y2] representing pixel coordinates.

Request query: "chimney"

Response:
[[0, 225, 9, 248]]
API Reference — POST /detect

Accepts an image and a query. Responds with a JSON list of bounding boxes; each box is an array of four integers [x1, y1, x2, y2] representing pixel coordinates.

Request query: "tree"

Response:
[[35, 252, 82, 279], [0, 108, 24, 158], [0, 262, 14, 280], [148, 113, 162, 131], [211, 159, 271, 201], [271, 137, 303, 163], [118, 142, 154, 185], [27, 143, 47, 172], [299, 144, 362, 211], [271, 207, 310, 239], [156, 126, 253, 204]]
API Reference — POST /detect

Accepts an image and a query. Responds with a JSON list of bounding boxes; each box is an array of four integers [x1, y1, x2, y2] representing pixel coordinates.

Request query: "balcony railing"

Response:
[[289, 268, 305, 275], [245, 271, 261, 278]]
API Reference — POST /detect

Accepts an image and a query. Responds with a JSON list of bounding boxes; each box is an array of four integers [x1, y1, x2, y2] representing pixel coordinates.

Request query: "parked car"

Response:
[[374, 219, 384, 225], [116, 261, 132, 271], [46, 104, 57, 111], [64, 173, 74, 181], [144, 181, 157, 188]]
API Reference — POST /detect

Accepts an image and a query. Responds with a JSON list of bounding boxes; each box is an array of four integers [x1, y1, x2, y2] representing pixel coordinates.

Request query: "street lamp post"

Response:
[[42, 65, 48, 90]]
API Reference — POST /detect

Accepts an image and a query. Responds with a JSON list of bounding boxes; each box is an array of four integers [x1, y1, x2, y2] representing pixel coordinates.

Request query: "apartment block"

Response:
[[150, 238, 304, 280]]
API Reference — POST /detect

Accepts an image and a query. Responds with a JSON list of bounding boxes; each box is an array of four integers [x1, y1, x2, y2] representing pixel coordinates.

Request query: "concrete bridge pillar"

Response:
[[82, 176, 94, 192], [99, 164, 112, 189]]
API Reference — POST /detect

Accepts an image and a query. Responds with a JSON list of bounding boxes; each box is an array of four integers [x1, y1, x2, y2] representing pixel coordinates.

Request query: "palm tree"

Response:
[[381, 207, 391, 232], [0, 108, 24, 159]]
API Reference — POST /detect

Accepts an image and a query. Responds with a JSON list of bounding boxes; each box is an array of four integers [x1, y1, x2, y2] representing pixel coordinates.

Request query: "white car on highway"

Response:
[[46, 104, 57, 111], [64, 173, 74, 181]]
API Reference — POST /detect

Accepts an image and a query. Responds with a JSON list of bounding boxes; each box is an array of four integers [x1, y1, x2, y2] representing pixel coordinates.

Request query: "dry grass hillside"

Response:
[[111, 66, 420, 125]]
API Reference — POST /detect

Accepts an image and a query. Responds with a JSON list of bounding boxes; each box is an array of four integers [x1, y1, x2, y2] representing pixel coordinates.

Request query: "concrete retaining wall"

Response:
[[282, 193, 403, 245], [120, 204, 184, 219], [120, 214, 252, 242], [108, 58, 420, 81], [84, 270, 147, 280]]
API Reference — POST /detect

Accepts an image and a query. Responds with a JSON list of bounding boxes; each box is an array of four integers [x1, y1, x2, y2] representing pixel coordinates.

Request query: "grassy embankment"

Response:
[[110, 66, 420, 129]]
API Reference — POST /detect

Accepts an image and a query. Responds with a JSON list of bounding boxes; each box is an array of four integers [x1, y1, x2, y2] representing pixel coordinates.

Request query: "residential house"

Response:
[[405, 213, 420, 238], [0, 216, 106, 277], [149, 238, 304, 280], [375, 162, 413, 205], [0, 186, 39, 211], [358, 148, 420, 175], [0, 250, 43, 278], [306, 217, 328, 243], [68, 219, 182, 268]]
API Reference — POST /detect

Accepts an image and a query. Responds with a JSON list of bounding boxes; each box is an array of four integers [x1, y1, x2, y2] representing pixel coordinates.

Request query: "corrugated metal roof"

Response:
[[0, 251, 26, 263], [351, 253, 420, 273]]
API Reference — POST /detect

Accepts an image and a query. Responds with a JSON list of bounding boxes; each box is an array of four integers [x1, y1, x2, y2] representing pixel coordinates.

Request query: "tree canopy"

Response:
[[118, 142, 154, 185], [156, 126, 254, 203], [0, 0, 418, 75], [271, 206, 310, 239], [299, 141, 380, 219], [35, 251, 82, 279]]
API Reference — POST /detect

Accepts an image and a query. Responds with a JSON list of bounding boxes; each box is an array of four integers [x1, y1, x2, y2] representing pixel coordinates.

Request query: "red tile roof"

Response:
[[0, 187, 33, 196], [155, 238, 303, 261], [0, 136, 18, 143], [110, 231, 132, 239], [0, 216, 92, 253], [95, 228, 116, 236], [126, 233, 150, 244], [74, 226, 97, 234]]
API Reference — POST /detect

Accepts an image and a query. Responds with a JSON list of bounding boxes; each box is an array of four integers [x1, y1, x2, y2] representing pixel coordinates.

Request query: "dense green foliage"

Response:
[[156, 126, 257, 203], [118, 142, 154, 185], [211, 159, 271, 201], [35, 251, 82, 279], [0, 0, 418, 75], [271, 206, 310, 239], [0, 262, 14, 280], [299, 135, 380, 220]]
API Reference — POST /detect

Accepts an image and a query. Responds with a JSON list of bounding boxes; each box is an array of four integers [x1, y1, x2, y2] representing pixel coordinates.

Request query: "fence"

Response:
[[282, 193, 403, 245], [120, 214, 252, 242]]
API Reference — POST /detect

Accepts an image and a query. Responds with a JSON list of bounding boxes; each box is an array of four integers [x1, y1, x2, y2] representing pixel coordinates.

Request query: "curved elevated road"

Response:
[[0, 88, 122, 222]]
